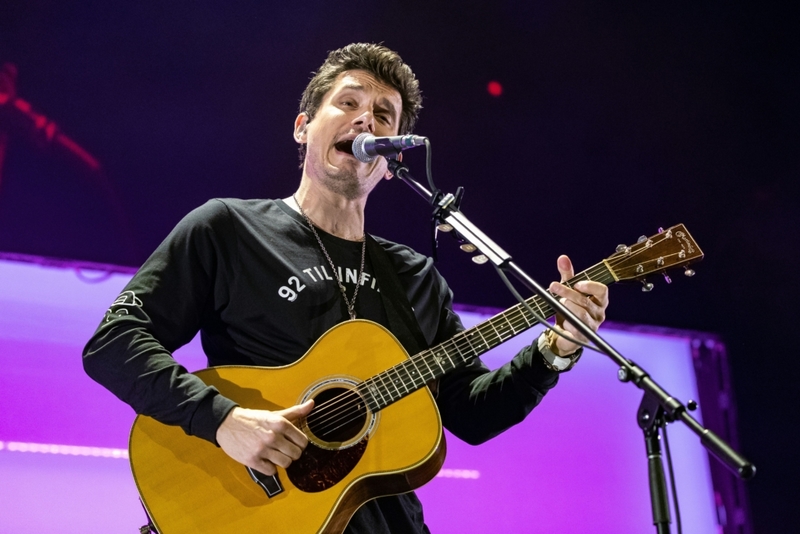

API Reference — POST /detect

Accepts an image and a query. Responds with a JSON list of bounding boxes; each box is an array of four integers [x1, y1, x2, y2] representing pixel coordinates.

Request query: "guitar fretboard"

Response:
[[356, 262, 615, 412]]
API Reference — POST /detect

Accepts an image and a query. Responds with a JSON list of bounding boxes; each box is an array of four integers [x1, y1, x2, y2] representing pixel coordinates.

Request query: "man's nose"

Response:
[[352, 111, 375, 133]]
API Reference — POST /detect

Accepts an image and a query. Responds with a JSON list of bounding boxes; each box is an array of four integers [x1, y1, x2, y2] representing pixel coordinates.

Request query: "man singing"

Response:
[[84, 42, 608, 533]]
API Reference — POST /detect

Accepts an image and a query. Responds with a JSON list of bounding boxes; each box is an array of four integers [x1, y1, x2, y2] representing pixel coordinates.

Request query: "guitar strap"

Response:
[[365, 235, 429, 358]]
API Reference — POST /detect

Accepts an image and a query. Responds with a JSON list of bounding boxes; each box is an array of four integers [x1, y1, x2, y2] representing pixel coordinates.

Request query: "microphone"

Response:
[[351, 133, 426, 163]]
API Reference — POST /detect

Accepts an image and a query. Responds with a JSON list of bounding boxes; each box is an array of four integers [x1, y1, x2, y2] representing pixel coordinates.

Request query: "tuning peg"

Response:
[[684, 267, 696, 277], [637, 235, 647, 243], [437, 223, 454, 232], [460, 243, 477, 253], [641, 280, 654, 292], [662, 273, 672, 284], [471, 254, 488, 265], [657, 227, 664, 233]]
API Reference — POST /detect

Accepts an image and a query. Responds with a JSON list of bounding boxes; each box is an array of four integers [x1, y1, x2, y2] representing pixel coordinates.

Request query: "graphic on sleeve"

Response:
[[105, 290, 143, 322]]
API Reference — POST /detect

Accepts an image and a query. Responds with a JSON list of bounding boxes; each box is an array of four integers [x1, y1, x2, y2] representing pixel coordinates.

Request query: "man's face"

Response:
[[295, 70, 403, 200]]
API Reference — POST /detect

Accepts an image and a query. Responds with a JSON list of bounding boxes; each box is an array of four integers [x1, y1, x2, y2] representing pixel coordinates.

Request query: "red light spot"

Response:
[[487, 81, 503, 97]]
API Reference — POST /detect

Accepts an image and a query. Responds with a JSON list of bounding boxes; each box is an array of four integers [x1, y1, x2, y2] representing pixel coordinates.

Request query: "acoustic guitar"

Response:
[[130, 224, 702, 533]]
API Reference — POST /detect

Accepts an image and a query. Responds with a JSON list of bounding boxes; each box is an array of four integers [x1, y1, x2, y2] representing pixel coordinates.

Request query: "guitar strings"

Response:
[[303, 261, 603, 437], [305, 290, 558, 437], [303, 246, 689, 438], [303, 244, 686, 437], [301, 237, 692, 437], [303, 286, 560, 437], [300, 288, 556, 436]]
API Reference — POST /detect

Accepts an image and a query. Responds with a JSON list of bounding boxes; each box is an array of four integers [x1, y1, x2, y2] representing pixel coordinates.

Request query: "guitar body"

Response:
[[130, 320, 445, 534]]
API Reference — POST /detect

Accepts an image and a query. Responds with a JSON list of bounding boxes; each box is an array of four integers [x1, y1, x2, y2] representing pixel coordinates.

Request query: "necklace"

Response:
[[294, 196, 366, 321]]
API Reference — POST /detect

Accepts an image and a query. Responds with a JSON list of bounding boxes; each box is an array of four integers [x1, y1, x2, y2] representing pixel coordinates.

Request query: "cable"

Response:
[[423, 138, 439, 203], [421, 139, 442, 262], [662, 423, 683, 534]]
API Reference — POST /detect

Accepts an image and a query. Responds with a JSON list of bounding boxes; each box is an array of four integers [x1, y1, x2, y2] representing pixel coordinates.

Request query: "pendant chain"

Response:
[[294, 196, 366, 321]]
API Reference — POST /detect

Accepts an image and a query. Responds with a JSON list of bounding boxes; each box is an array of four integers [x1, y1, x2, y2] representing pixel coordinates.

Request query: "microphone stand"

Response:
[[386, 157, 756, 531]]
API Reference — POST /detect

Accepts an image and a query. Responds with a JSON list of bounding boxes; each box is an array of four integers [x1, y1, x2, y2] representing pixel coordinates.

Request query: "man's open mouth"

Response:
[[334, 140, 354, 155]]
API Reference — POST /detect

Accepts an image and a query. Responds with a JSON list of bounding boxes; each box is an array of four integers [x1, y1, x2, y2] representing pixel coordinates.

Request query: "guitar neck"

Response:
[[357, 261, 616, 412]]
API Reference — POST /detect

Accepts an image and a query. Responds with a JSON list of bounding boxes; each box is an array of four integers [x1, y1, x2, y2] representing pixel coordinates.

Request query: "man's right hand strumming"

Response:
[[216, 401, 314, 475]]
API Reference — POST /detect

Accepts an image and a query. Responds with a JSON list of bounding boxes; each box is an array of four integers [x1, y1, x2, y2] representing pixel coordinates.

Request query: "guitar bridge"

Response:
[[247, 467, 285, 498]]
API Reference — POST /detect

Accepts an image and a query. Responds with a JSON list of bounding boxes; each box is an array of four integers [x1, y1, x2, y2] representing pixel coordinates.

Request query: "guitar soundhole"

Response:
[[285, 387, 370, 493], [287, 386, 371, 493], [306, 387, 367, 443]]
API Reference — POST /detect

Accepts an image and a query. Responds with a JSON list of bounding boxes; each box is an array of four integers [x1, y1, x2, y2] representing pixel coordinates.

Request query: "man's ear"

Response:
[[384, 152, 402, 180], [294, 113, 309, 144]]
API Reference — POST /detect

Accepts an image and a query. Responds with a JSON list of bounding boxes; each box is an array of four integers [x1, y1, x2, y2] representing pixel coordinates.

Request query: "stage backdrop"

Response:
[[0, 255, 737, 533]]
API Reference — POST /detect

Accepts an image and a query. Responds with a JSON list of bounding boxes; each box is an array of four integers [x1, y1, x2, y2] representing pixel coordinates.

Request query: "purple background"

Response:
[[2, 2, 795, 529], [1, 258, 718, 533]]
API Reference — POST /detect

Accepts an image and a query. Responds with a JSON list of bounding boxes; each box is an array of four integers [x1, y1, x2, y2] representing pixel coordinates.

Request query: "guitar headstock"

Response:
[[604, 224, 703, 288]]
